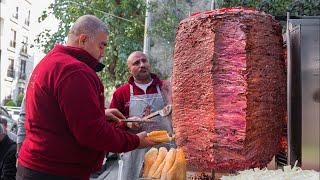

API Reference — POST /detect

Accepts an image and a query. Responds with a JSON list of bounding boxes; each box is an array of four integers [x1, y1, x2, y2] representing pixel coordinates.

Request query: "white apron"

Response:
[[118, 85, 174, 180]]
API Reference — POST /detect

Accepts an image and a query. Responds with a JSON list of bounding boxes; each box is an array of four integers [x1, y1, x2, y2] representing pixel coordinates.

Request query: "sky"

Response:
[[30, 0, 59, 66]]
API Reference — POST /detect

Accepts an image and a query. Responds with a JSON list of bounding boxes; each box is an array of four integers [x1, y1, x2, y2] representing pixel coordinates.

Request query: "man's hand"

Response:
[[105, 108, 125, 122], [136, 131, 156, 149]]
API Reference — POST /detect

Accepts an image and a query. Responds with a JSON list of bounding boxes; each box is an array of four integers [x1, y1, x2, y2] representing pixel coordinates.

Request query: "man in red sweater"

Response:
[[16, 15, 154, 180], [108, 51, 174, 180]]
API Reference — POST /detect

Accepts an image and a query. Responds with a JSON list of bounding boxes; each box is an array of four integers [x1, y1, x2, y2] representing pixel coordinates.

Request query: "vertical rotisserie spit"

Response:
[[172, 8, 286, 172]]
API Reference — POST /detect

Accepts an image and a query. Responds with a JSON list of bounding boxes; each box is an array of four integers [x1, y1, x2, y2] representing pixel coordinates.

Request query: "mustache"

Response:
[[139, 67, 148, 71]]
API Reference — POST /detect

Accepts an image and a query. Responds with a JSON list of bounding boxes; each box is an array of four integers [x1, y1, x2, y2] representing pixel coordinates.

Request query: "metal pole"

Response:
[[143, 0, 151, 55], [286, 11, 291, 166], [211, 0, 215, 10]]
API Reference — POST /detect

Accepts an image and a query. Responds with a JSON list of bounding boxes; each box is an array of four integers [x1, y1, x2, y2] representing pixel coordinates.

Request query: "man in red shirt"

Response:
[[16, 15, 154, 180], [108, 51, 174, 180]]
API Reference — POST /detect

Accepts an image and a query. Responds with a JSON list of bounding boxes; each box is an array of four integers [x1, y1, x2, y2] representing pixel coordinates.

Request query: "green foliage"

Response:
[[16, 94, 24, 107], [287, 0, 320, 16], [149, 0, 319, 43], [146, 1, 189, 78], [147, 0, 319, 76], [215, 0, 319, 32], [34, 0, 319, 91], [148, 1, 186, 44], [35, 0, 147, 92], [5, 100, 17, 107], [2, 96, 12, 106], [217, 0, 320, 16]]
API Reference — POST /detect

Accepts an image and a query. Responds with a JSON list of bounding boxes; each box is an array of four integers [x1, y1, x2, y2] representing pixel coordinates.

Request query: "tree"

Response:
[[217, 0, 320, 16], [35, 0, 147, 97], [146, 0, 189, 78], [146, 0, 319, 77], [5, 100, 16, 107], [16, 93, 24, 107], [215, 0, 320, 31], [36, 0, 319, 89]]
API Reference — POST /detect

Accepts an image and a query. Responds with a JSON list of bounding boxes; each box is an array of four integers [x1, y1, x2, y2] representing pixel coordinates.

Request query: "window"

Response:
[[7, 58, 14, 78], [19, 59, 26, 80], [12, 7, 19, 19], [10, 29, 16, 48], [24, 10, 30, 26], [21, 36, 28, 54], [18, 87, 24, 95]]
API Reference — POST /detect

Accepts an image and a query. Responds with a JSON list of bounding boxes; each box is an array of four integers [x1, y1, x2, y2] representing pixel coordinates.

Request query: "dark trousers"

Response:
[[16, 164, 79, 180]]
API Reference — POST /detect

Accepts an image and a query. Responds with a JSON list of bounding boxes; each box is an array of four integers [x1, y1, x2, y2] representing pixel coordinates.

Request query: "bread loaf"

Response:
[[147, 147, 167, 178], [160, 148, 177, 180], [147, 130, 172, 143], [152, 158, 166, 179], [166, 148, 186, 180], [142, 147, 158, 178]]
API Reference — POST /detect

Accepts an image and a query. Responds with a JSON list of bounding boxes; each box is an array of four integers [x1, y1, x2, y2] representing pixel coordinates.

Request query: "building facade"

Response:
[[0, 0, 34, 105]]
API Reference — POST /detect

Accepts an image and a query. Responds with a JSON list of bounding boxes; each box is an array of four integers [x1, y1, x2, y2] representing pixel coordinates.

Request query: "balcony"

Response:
[[10, 40, 16, 48], [24, 19, 30, 26], [19, 72, 26, 80], [20, 45, 28, 54], [12, 13, 18, 20], [7, 69, 15, 78]]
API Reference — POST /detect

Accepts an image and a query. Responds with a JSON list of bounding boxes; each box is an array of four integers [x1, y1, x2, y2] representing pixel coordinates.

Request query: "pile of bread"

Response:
[[142, 147, 186, 180]]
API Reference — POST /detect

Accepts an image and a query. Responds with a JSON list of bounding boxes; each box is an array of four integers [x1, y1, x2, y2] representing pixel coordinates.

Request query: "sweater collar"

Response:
[[54, 45, 105, 72], [128, 73, 161, 86]]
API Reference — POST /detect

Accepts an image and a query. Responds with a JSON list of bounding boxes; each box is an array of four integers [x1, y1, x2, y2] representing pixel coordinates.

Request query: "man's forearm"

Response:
[[17, 96, 26, 155]]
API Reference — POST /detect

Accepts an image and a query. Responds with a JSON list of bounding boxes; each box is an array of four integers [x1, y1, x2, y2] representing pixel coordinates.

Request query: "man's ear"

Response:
[[78, 34, 88, 47], [127, 65, 132, 74]]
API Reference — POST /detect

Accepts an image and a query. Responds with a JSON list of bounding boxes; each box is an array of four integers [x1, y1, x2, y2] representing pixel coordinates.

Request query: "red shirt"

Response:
[[110, 74, 163, 117], [109, 74, 163, 129], [19, 45, 139, 179]]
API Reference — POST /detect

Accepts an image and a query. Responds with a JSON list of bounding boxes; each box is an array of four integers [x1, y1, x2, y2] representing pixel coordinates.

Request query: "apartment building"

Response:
[[0, 0, 34, 105]]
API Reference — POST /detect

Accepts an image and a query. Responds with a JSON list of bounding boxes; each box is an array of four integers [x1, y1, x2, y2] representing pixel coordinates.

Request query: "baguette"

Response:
[[160, 148, 177, 180], [151, 158, 166, 179], [166, 148, 186, 180], [147, 147, 168, 178], [147, 130, 172, 143], [142, 148, 158, 178]]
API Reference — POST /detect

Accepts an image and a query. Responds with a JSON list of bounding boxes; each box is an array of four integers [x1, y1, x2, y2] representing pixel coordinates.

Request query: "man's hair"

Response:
[[69, 15, 108, 39]]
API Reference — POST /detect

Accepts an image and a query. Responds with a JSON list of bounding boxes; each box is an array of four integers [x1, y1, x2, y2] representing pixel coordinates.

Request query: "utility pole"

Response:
[[143, 0, 151, 56]]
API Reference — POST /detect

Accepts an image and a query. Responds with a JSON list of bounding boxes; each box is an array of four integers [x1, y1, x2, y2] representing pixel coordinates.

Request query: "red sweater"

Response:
[[19, 45, 140, 179], [109, 74, 163, 118]]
